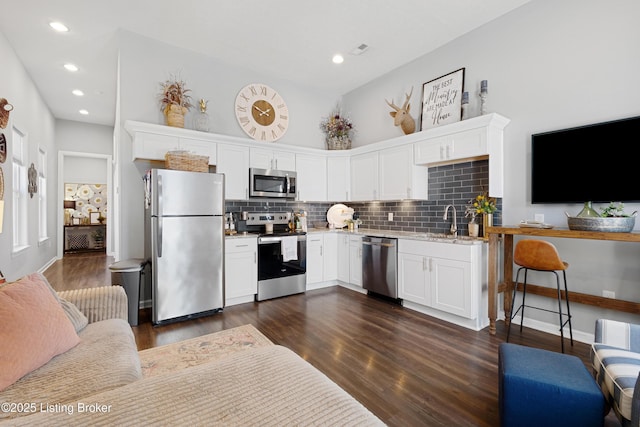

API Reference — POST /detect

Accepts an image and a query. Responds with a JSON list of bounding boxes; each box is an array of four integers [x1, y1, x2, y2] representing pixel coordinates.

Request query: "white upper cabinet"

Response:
[[351, 152, 379, 201], [414, 128, 486, 165], [126, 121, 217, 164], [295, 153, 327, 202], [327, 155, 350, 202], [217, 143, 250, 200], [413, 113, 509, 197], [379, 144, 428, 200], [250, 147, 296, 171], [125, 113, 509, 200]]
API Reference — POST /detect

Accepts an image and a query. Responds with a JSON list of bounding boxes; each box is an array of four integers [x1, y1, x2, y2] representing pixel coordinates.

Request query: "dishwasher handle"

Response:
[[362, 241, 395, 248], [361, 236, 397, 248]]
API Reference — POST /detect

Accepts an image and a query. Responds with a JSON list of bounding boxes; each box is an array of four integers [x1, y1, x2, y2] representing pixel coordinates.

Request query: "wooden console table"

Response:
[[487, 226, 640, 335], [64, 224, 107, 254]]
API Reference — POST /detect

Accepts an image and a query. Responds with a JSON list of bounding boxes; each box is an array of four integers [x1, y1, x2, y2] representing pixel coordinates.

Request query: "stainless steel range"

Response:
[[244, 212, 307, 301]]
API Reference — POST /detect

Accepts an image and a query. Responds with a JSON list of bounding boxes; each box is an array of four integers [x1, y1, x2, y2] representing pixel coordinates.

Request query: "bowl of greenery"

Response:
[[566, 202, 637, 232]]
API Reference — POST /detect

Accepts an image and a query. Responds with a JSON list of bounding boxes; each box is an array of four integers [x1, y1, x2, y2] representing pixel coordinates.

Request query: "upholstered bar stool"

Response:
[[506, 239, 573, 352]]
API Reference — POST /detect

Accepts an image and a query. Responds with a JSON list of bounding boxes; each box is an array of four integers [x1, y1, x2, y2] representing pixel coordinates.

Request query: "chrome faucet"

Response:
[[443, 205, 458, 237]]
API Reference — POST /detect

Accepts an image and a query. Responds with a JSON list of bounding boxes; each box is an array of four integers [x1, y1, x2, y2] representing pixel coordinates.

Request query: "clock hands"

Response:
[[253, 105, 271, 117]]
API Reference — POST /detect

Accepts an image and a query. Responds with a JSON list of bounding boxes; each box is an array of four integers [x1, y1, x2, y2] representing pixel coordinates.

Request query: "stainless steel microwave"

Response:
[[249, 168, 296, 199]]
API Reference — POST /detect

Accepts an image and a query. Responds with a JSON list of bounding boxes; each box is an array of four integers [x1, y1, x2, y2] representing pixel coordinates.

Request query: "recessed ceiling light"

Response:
[[49, 22, 69, 32], [79, 109, 89, 115], [64, 63, 78, 72], [332, 54, 344, 64], [72, 89, 84, 96]]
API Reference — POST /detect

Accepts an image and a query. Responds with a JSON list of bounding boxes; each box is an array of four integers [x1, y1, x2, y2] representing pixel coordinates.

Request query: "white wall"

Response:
[[56, 120, 113, 154], [0, 31, 57, 281], [63, 157, 107, 184], [342, 0, 640, 335], [55, 120, 114, 257], [115, 30, 340, 260]]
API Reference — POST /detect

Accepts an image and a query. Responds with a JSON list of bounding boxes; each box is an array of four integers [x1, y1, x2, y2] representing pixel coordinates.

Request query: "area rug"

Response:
[[138, 324, 273, 378]]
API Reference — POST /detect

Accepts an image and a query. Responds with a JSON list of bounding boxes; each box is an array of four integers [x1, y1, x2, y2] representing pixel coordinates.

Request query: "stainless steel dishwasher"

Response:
[[362, 236, 398, 299]]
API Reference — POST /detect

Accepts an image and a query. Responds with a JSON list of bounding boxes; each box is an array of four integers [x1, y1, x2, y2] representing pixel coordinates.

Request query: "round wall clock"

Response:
[[234, 83, 289, 142]]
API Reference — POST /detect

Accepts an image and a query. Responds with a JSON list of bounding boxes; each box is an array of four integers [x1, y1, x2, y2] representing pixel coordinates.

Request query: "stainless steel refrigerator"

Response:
[[144, 169, 225, 324]]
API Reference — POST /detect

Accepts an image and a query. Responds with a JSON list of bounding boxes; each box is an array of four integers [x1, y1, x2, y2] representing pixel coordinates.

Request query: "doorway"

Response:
[[57, 151, 113, 259]]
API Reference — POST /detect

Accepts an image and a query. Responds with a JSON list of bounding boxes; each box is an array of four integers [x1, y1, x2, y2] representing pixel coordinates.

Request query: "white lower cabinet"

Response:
[[306, 235, 324, 285], [430, 256, 473, 318], [335, 233, 363, 290], [337, 233, 350, 283], [398, 252, 431, 307], [307, 233, 339, 288], [225, 237, 257, 306], [349, 235, 363, 287], [398, 239, 487, 330], [323, 233, 338, 282]]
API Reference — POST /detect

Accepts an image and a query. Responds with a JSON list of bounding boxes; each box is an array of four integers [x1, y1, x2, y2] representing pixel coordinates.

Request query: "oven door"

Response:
[[257, 235, 306, 281], [249, 168, 296, 199]]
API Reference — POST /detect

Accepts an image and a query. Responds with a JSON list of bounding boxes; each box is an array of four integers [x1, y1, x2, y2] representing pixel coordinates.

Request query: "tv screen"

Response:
[[531, 115, 640, 204]]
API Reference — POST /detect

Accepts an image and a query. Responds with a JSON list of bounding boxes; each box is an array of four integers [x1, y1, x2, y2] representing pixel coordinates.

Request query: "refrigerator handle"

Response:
[[157, 175, 163, 258]]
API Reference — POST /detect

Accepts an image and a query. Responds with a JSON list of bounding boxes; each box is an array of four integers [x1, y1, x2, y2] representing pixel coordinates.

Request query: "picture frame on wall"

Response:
[[420, 67, 465, 131], [90, 212, 101, 224]]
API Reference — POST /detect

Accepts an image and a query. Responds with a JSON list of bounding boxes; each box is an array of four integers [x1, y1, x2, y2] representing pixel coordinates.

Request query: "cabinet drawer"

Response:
[[398, 239, 473, 262], [225, 237, 257, 253]]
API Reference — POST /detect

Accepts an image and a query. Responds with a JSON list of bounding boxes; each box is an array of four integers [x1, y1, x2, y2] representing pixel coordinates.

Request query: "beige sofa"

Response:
[[0, 285, 142, 423], [1, 282, 383, 426]]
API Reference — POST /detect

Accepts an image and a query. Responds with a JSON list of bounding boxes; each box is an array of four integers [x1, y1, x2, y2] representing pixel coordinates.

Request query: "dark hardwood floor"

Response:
[[45, 253, 596, 427]]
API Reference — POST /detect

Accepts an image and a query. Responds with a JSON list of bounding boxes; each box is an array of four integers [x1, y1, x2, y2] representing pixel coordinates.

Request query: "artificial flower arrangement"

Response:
[[468, 191, 497, 216], [159, 75, 193, 111], [158, 75, 193, 128], [320, 108, 354, 138]]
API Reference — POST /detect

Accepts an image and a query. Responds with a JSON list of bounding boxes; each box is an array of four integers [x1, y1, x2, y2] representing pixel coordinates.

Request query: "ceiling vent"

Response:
[[350, 44, 369, 56]]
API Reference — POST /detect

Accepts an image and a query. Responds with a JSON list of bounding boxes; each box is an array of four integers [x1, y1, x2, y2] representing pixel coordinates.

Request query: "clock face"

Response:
[[235, 84, 289, 142]]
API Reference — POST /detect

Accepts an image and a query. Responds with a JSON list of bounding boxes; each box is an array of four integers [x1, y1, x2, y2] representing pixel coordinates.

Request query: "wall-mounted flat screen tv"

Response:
[[531, 115, 640, 204]]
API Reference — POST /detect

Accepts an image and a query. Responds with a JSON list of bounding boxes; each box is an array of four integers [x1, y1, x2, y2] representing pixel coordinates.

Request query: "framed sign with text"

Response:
[[420, 68, 465, 131]]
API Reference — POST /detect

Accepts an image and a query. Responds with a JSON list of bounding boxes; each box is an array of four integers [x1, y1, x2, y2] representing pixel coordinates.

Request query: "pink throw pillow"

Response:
[[0, 274, 80, 391]]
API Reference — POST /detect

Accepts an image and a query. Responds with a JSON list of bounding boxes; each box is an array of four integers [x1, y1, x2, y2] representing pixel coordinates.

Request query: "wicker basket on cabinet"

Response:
[[164, 150, 209, 172]]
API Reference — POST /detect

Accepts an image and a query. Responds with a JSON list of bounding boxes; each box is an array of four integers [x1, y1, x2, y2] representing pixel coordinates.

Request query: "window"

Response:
[[38, 146, 48, 242], [12, 126, 28, 252]]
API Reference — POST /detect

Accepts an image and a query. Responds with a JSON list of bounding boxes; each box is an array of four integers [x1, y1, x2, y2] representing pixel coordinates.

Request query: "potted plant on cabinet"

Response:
[[567, 202, 637, 232], [469, 191, 497, 237], [320, 106, 354, 150], [465, 205, 479, 237], [158, 75, 193, 128]]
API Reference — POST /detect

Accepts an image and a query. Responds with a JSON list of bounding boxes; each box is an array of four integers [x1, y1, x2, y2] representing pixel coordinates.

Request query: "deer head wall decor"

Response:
[[385, 87, 416, 135]]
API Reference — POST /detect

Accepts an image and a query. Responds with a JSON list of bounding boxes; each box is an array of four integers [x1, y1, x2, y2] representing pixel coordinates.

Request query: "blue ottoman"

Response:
[[499, 343, 605, 427]]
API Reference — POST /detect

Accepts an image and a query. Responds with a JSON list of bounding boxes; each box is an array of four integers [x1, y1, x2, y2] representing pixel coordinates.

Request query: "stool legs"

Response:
[[506, 267, 526, 344], [553, 271, 565, 353], [562, 270, 573, 345], [506, 267, 573, 353]]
